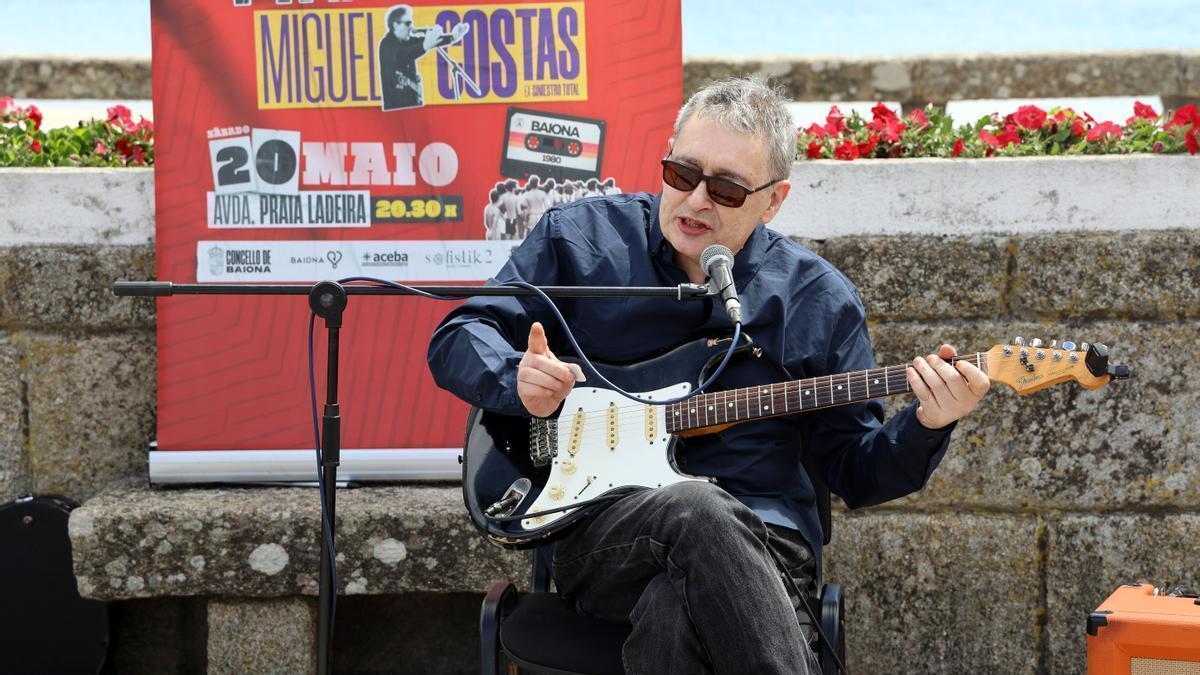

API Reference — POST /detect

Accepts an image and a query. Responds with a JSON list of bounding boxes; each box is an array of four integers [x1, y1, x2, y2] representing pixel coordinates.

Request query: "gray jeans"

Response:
[[552, 481, 820, 674]]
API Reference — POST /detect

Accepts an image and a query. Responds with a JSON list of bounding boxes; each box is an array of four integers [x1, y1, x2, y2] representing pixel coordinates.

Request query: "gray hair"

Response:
[[673, 77, 795, 181]]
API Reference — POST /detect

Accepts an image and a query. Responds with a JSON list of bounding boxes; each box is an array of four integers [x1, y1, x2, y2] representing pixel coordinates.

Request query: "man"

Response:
[[482, 188, 502, 240], [520, 175, 551, 238], [378, 5, 469, 111], [496, 179, 520, 240], [428, 78, 989, 673]]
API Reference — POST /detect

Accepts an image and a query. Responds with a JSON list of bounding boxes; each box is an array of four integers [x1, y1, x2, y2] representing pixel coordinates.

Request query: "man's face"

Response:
[[658, 114, 790, 282], [391, 13, 413, 39]]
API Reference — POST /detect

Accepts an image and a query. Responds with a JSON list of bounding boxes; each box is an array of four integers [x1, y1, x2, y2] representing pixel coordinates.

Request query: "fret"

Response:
[[783, 381, 790, 413]]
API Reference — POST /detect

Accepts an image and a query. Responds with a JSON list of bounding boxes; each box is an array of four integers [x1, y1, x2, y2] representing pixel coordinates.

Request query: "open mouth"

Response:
[[676, 216, 711, 235]]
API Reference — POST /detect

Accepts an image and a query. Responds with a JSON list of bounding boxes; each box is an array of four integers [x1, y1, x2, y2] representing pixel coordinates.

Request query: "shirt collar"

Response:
[[648, 191, 768, 283]]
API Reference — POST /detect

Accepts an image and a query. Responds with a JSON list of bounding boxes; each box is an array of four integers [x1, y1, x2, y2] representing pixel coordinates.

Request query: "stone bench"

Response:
[[69, 481, 528, 672]]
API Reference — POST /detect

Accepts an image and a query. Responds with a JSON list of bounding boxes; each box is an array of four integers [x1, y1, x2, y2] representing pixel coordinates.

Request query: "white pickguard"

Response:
[[520, 381, 711, 531]]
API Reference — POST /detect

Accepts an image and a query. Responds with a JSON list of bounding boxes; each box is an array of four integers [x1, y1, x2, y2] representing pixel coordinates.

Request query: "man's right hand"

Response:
[[517, 322, 575, 418]]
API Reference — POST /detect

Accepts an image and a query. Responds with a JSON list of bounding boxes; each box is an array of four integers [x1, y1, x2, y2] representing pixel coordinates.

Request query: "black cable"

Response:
[[766, 545, 850, 675], [503, 280, 743, 405], [486, 490, 637, 522]]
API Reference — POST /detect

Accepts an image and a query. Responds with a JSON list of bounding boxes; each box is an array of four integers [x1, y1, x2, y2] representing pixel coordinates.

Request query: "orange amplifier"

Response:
[[1088, 583, 1200, 674]]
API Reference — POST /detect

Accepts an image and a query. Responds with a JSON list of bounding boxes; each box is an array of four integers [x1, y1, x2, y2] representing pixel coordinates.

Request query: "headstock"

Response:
[[985, 337, 1131, 395]]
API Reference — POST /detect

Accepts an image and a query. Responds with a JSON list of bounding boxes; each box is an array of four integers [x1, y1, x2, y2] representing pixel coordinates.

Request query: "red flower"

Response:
[[825, 106, 846, 134], [1186, 130, 1199, 156], [1127, 100, 1159, 124], [806, 141, 823, 159], [871, 102, 898, 121], [980, 126, 1020, 148], [833, 139, 859, 161], [95, 141, 109, 155], [107, 104, 136, 131], [26, 105, 42, 131], [1167, 104, 1200, 130], [30, 139, 41, 154], [0, 96, 15, 115], [115, 138, 134, 159], [906, 108, 929, 129], [1070, 119, 1085, 137], [805, 123, 827, 140], [995, 124, 1022, 146], [951, 138, 965, 157], [1086, 121, 1123, 142], [1013, 105, 1047, 130], [868, 103, 905, 142], [131, 146, 146, 165], [857, 133, 880, 157]]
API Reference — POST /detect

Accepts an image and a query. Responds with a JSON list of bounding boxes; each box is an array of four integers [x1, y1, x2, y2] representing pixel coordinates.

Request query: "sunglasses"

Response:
[[660, 158, 778, 208]]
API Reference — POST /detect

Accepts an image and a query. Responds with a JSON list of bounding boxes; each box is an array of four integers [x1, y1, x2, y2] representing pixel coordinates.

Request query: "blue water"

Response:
[[0, 0, 1194, 57]]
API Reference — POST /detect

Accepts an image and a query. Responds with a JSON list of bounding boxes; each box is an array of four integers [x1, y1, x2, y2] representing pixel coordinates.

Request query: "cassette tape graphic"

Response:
[[502, 108, 605, 181]]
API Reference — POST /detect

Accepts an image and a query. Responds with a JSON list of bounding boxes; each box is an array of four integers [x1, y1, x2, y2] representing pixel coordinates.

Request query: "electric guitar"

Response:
[[461, 336, 1130, 549]]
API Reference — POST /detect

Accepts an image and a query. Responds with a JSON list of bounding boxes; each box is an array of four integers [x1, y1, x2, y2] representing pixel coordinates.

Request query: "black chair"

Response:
[[474, 437, 847, 675]]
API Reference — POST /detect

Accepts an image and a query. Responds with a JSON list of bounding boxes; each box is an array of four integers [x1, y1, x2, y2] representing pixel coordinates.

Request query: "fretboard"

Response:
[[664, 353, 988, 434]]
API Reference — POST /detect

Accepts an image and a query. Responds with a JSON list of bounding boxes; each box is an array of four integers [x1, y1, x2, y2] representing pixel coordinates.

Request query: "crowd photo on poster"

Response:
[[482, 175, 621, 240]]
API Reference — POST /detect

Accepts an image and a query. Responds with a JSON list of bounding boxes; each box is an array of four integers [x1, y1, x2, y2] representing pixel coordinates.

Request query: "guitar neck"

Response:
[[665, 352, 989, 434]]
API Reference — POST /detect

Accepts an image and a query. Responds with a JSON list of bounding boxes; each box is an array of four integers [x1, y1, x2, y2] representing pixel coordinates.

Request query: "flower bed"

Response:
[[797, 100, 1199, 160], [0, 98, 154, 167]]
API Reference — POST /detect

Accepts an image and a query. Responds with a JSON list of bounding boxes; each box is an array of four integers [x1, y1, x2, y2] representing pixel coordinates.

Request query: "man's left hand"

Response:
[[906, 344, 990, 429]]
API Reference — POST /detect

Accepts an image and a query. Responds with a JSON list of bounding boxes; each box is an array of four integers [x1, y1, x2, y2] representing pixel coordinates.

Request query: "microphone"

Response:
[[700, 244, 742, 325], [484, 477, 531, 518]]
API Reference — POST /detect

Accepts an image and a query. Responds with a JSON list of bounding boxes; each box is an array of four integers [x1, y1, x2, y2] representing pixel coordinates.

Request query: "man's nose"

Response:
[[685, 179, 714, 210]]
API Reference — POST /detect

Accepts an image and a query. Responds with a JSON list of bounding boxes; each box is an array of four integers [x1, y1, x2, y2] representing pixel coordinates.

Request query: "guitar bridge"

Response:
[[529, 417, 558, 467]]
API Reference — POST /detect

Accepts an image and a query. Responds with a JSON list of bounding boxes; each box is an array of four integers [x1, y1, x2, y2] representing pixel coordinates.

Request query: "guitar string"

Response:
[[547, 353, 988, 422], [555, 356, 989, 440], [542, 353, 991, 441]]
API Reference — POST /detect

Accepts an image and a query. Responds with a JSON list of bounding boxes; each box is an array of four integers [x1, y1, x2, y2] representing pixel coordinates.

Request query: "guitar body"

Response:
[[461, 336, 745, 549]]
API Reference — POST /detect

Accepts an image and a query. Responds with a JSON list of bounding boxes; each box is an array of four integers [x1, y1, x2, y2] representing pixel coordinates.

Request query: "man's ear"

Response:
[[666, 136, 674, 155], [758, 180, 791, 226]]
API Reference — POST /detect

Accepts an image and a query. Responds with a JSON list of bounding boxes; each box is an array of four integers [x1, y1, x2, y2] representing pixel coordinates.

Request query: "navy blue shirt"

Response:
[[428, 192, 954, 571]]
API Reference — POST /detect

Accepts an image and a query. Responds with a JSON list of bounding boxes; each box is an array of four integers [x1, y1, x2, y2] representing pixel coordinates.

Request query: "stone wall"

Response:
[[683, 50, 1200, 115], [4, 50, 1197, 112], [2, 163, 1197, 673]]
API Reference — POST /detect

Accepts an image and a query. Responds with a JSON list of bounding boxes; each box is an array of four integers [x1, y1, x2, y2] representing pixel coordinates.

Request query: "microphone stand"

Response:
[[113, 279, 715, 675]]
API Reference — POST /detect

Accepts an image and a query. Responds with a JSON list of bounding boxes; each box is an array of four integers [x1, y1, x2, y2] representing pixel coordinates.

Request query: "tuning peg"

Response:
[[1062, 341, 1076, 351], [1049, 340, 1058, 348], [1030, 338, 1043, 348], [1014, 336, 1025, 346], [1080, 342, 1089, 353]]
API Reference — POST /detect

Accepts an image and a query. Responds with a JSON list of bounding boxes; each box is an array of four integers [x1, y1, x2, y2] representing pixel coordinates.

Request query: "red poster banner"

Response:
[[149, 0, 682, 475]]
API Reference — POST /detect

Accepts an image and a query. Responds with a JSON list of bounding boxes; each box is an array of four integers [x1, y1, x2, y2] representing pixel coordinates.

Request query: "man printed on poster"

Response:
[[378, 5, 470, 111]]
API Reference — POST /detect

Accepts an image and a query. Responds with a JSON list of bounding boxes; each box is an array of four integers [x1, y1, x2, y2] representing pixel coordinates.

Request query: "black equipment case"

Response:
[[0, 494, 109, 674]]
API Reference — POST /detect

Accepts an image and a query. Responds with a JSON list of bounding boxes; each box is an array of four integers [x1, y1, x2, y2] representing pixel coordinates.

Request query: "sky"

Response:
[[0, 0, 1195, 58]]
